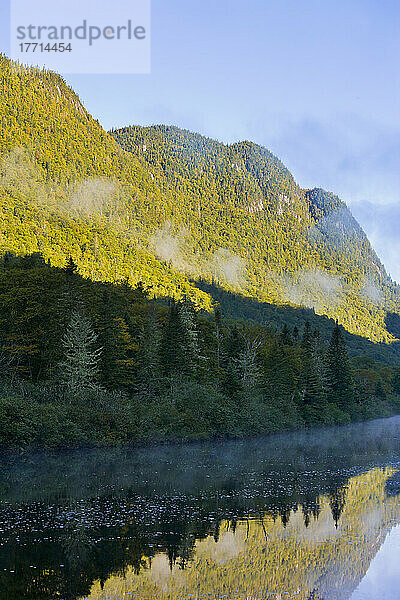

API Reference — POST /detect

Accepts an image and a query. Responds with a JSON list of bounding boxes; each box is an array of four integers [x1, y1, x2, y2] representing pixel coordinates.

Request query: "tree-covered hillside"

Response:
[[112, 124, 400, 342], [0, 54, 399, 347], [0, 254, 399, 451]]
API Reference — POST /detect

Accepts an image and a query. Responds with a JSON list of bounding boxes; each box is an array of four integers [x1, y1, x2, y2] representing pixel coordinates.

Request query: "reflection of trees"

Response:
[[302, 496, 321, 528], [86, 468, 400, 600], [0, 473, 360, 600], [329, 485, 348, 528], [1, 416, 400, 599]]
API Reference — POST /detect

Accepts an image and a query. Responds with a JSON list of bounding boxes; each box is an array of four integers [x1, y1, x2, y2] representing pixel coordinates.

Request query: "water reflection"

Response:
[[350, 525, 400, 600], [0, 417, 400, 599]]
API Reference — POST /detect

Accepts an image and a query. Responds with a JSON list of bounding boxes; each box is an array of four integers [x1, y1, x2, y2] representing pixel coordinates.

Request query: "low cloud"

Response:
[[68, 177, 120, 218], [211, 248, 245, 287], [272, 267, 343, 312], [0, 147, 38, 195], [150, 222, 190, 271], [150, 223, 246, 288], [360, 278, 384, 305]]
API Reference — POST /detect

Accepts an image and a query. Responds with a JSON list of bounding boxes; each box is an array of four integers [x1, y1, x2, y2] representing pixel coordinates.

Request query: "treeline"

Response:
[[0, 254, 399, 451]]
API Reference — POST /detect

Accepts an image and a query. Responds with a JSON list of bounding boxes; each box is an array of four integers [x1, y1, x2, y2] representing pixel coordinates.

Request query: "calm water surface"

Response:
[[1, 417, 400, 599]]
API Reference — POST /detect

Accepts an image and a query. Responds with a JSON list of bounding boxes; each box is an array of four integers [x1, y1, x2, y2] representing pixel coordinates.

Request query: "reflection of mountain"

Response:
[[1, 417, 400, 599], [85, 468, 400, 600]]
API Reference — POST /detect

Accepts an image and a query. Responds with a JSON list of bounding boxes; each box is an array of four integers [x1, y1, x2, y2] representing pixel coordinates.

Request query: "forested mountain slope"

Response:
[[112, 125, 400, 343], [1, 54, 399, 345]]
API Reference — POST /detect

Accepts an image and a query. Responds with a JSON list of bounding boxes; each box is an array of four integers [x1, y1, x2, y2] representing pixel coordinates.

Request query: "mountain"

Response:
[[1, 54, 399, 347], [111, 125, 400, 343]]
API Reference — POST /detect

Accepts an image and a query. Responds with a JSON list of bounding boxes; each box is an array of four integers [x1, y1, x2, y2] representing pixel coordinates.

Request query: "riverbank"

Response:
[[1, 381, 399, 453]]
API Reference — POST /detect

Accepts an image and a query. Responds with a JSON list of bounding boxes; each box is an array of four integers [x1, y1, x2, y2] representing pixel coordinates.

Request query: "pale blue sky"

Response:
[[350, 524, 400, 600], [1, 0, 399, 280]]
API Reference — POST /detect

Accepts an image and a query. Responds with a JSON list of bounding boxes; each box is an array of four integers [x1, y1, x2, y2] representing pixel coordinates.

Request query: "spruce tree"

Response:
[[137, 307, 161, 396], [220, 326, 245, 399], [263, 339, 295, 405], [392, 368, 400, 395], [301, 321, 313, 350], [160, 300, 181, 381], [325, 323, 354, 410], [302, 358, 323, 409], [223, 326, 244, 364], [220, 360, 243, 401], [58, 310, 102, 393], [301, 328, 326, 415], [280, 324, 293, 346], [178, 299, 200, 371], [58, 256, 83, 328], [97, 289, 133, 389]]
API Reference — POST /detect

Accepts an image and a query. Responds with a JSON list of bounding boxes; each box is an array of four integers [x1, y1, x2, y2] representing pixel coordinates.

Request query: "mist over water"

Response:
[[0, 416, 400, 599]]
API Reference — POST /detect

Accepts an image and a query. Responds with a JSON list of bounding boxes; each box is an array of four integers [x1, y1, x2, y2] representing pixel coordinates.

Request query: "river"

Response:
[[1, 416, 400, 599]]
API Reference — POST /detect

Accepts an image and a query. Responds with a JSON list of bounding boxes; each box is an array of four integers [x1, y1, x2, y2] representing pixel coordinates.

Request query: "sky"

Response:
[[350, 524, 400, 600], [1, 0, 399, 281]]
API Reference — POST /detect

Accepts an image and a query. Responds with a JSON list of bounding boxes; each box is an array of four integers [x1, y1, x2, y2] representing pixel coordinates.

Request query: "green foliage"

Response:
[[0, 55, 399, 451], [111, 125, 400, 343], [58, 309, 102, 392], [0, 54, 399, 346], [326, 323, 354, 411], [0, 256, 396, 451]]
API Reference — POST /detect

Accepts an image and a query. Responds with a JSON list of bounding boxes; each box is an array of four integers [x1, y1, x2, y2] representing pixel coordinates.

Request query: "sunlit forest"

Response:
[[0, 54, 400, 449], [0, 253, 399, 450]]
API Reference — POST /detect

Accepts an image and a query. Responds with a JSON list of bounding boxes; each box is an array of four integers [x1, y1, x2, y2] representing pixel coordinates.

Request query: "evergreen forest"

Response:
[[0, 55, 399, 449]]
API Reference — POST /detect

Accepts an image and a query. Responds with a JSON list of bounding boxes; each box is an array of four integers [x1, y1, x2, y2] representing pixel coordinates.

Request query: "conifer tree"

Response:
[[58, 256, 83, 325], [178, 299, 200, 371], [58, 310, 102, 392], [280, 324, 293, 346], [97, 289, 134, 389], [159, 300, 189, 383], [302, 359, 322, 409], [223, 326, 244, 364], [137, 307, 161, 396], [221, 360, 243, 400], [325, 323, 354, 410], [301, 328, 326, 414], [301, 321, 312, 350], [263, 339, 295, 404], [220, 326, 245, 400]]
